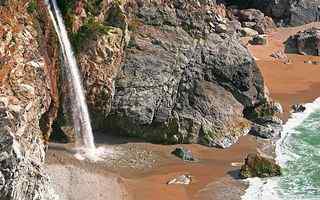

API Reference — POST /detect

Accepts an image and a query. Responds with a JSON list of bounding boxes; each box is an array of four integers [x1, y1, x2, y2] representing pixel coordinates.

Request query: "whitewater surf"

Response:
[[242, 98, 320, 200]]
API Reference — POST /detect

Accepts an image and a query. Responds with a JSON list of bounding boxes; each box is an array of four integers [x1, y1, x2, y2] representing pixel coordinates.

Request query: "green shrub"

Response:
[[27, 0, 37, 14], [71, 17, 112, 52], [57, 0, 77, 30]]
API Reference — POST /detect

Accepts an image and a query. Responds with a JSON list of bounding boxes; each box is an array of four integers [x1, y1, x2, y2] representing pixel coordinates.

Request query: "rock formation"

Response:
[[225, 0, 320, 26], [0, 0, 59, 199], [54, 0, 277, 148], [240, 153, 281, 178], [0, 0, 292, 199], [286, 28, 320, 56]]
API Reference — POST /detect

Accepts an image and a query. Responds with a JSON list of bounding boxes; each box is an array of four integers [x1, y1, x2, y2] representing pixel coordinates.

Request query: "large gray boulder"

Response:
[[60, 0, 273, 148], [101, 1, 268, 148]]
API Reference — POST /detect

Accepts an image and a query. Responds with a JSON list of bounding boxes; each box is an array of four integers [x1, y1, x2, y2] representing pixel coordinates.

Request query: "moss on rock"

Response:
[[240, 153, 281, 178]]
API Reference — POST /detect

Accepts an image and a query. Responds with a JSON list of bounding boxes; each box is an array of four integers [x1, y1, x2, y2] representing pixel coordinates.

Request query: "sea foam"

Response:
[[242, 97, 320, 200]]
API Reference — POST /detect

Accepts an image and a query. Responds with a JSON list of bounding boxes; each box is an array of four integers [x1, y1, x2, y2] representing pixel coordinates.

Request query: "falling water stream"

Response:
[[47, 0, 102, 160]]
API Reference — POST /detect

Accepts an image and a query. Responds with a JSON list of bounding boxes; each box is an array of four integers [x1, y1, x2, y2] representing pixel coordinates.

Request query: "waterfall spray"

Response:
[[47, 0, 96, 158]]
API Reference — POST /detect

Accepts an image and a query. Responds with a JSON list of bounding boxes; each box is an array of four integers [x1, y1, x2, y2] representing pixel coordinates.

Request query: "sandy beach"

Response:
[[247, 22, 320, 121], [46, 23, 320, 200]]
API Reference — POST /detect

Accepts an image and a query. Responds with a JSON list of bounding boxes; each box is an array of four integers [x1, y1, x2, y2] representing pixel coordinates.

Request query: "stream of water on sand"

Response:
[[243, 98, 320, 200], [47, 0, 113, 161]]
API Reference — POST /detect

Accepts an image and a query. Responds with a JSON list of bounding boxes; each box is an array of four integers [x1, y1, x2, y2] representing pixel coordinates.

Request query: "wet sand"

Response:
[[122, 23, 320, 200], [47, 135, 256, 200], [124, 136, 256, 200], [46, 23, 320, 200]]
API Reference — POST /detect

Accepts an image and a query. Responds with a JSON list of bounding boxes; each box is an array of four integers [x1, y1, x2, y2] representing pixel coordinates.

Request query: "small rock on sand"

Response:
[[167, 174, 192, 185], [171, 147, 195, 161]]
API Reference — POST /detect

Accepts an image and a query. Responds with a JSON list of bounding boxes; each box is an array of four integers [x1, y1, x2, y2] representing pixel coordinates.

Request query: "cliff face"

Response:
[[55, 0, 273, 148], [110, 1, 267, 147], [0, 0, 288, 199], [0, 0, 59, 199]]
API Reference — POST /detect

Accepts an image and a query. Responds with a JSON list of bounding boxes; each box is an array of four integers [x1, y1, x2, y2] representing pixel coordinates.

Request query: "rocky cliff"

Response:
[[53, 0, 279, 148], [0, 0, 59, 199], [0, 0, 289, 198]]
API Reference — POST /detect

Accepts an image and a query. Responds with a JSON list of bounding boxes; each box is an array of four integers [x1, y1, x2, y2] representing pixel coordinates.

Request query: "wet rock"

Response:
[[171, 147, 195, 161], [167, 174, 192, 185], [245, 101, 283, 125], [250, 35, 267, 45], [240, 153, 281, 178], [291, 104, 306, 113], [256, 115, 283, 126], [273, 102, 283, 114], [249, 123, 282, 139]]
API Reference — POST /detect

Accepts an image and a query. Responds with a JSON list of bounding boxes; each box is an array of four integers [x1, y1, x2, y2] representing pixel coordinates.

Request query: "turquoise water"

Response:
[[243, 98, 320, 200], [277, 109, 320, 200]]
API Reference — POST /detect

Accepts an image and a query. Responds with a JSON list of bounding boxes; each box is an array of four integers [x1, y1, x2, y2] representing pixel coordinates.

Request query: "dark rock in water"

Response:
[[285, 28, 320, 56], [292, 104, 306, 113], [240, 153, 281, 178], [245, 101, 283, 125], [249, 123, 282, 139], [272, 102, 283, 114], [250, 35, 267, 45], [172, 147, 195, 161]]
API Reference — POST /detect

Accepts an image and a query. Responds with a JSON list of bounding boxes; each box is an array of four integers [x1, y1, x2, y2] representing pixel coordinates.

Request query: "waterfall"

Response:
[[47, 0, 96, 155]]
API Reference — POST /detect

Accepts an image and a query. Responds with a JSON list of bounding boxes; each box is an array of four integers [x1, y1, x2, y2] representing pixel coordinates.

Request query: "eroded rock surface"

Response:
[[0, 1, 59, 199], [56, 0, 274, 148], [240, 153, 281, 178]]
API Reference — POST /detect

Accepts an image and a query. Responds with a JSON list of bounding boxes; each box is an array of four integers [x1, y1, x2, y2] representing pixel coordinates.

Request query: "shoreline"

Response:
[[241, 23, 320, 199], [45, 23, 320, 200]]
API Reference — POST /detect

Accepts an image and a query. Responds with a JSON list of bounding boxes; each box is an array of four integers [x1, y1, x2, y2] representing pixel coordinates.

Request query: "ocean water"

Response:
[[242, 98, 320, 200]]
